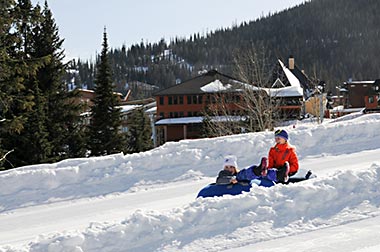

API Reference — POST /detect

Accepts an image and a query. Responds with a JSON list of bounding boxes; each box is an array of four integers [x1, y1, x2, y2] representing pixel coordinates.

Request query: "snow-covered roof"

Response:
[[119, 105, 141, 113], [266, 85, 304, 98], [272, 78, 285, 88], [145, 106, 156, 114], [155, 116, 244, 125], [200, 79, 232, 93], [344, 81, 375, 85], [233, 80, 303, 98], [331, 106, 364, 113], [278, 59, 302, 89]]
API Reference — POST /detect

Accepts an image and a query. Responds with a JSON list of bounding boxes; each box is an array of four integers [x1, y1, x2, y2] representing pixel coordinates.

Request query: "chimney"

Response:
[[288, 55, 295, 70]]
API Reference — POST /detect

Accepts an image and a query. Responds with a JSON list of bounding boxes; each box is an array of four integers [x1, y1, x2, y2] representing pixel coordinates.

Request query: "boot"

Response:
[[277, 162, 290, 183], [252, 157, 268, 177]]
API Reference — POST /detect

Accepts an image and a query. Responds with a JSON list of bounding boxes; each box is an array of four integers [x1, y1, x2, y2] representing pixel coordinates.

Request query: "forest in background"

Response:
[[67, 0, 380, 97]]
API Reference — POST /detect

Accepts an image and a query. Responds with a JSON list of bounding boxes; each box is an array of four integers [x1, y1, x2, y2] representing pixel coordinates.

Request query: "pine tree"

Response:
[[0, 0, 48, 169], [126, 108, 153, 153], [88, 29, 126, 156], [32, 1, 85, 160]]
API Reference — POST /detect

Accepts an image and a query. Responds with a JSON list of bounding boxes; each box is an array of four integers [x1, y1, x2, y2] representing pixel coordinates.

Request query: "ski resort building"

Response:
[[154, 70, 304, 146], [331, 79, 380, 117]]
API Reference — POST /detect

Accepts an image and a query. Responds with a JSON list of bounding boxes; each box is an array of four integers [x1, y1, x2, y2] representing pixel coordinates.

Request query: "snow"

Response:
[[278, 59, 303, 89], [1, 114, 380, 251], [145, 106, 156, 114], [119, 105, 140, 113], [200, 79, 232, 92], [233, 80, 303, 98], [267, 85, 303, 97], [155, 116, 244, 125]]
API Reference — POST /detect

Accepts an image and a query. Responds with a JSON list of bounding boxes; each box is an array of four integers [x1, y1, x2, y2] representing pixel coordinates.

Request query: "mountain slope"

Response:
[[72, 0, 380, 93]]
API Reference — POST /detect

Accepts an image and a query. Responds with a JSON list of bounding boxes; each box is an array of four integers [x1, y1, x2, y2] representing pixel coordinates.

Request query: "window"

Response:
[[179, 96, 184, 104], [159, 112, 164, 119], [179, 112, 184, 117], [198, 95, 203, 104], [169, 112, 173, 117], [188, 124, 200, 133], [369, 96, 375, 103], [188, 112, 193, 117], [205, 95, 210, 104], [168, 96, 173, 105], [192, 95, 197, 104], [174, 112, 179, 118], [211, 95, 217, 104], [173, 96, 178, 105], [159, 96, 164, 105], [187, 95, 192, 104]]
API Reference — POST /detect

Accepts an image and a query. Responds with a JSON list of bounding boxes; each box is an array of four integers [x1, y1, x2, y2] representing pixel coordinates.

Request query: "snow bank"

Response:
[[1, 114, 380, 212], [4, 164, 379, 252]]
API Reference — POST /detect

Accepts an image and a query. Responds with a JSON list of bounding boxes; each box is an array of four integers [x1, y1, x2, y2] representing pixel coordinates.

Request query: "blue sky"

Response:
[[31, 0, 306, 61]]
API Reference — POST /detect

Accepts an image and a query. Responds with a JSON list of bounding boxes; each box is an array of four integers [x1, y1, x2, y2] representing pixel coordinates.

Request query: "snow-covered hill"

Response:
[[1, 114, 380, 251]]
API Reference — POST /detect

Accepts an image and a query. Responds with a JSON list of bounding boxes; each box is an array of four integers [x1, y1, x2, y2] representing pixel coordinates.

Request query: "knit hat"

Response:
[[223, 155, 238, 168], [275, 129, 289, 141]]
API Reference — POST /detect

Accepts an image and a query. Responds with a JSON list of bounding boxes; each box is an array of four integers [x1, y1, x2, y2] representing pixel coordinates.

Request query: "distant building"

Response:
[[331, 79, 380, 117], [154, 70, 244, 145], [154, 70, 304, 145], [119, 98, 156, 140], [126, 81, 159, 100], [342, 80, 380, 108], [275, 56, 313, 100]]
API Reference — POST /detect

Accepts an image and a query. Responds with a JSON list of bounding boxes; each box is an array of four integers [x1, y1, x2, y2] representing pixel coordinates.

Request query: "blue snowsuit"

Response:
[[236, 165, 277, 182]]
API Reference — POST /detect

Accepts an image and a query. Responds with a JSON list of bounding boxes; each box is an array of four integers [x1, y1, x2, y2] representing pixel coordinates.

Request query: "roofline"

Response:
[[154, 90, 243, 97], [153, 69, 244, 96], [343, 81, 375, 85]]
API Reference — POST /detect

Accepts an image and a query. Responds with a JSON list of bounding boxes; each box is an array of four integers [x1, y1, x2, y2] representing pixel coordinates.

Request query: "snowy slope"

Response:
[[1, 113, 380, 251]]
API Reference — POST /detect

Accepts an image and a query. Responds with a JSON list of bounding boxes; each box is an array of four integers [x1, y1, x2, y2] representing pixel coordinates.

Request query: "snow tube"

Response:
[[197, 178, 275, 198]]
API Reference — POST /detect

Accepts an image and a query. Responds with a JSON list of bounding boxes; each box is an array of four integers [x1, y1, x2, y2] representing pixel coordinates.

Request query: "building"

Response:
[[329, 79, 380, 118], [275, 58, 309, 117], [154, 70, 245, 145], [126, 81, 159, 100], [341, 80, 380, 108], [275, 56, 313, 100], [154, 70, 304, 145], [119, 98, 157, 145]]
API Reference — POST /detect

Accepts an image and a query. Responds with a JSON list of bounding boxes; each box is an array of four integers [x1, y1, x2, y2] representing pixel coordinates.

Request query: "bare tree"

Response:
[[232, 43, 281, 132], [201, 93, 246, 137], [0, 149, 14, 170], [201, 43, 295, 137]]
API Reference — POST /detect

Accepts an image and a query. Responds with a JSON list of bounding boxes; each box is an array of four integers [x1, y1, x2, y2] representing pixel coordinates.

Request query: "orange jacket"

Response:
[[268, 143, 299, 174]]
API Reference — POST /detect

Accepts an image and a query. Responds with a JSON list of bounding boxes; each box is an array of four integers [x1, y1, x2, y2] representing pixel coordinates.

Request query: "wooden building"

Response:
[[154, 70, 304, 145], [154, 70, 245, 145], [341, 79, 380, 109]]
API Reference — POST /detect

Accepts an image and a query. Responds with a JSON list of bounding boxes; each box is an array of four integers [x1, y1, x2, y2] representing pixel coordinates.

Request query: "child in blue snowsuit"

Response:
[[217, 155, 277, 184]]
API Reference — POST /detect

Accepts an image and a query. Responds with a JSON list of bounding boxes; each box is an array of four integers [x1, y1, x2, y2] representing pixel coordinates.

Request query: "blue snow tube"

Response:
[[197, 178, 275, 198]]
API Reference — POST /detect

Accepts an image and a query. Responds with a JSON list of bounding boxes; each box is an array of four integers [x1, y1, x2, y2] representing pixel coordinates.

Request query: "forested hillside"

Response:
[[69, 0, 380, 97]]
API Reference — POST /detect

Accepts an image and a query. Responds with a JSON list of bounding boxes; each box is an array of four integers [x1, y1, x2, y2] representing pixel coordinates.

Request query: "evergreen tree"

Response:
[[126, 108, 153, 153], [87, 29, 126, 156], [0, 0, 48, 168], [16, 80, 52, 165], [32, 1, 85, 160]]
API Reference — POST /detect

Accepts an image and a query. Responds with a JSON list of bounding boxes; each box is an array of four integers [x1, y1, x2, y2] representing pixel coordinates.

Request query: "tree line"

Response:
[[70, 0, 380, 95], [0, 0, 152, 170]]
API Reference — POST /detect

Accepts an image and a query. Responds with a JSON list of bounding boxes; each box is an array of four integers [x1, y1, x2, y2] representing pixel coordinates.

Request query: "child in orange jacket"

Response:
[[268, 129, 299, 182]]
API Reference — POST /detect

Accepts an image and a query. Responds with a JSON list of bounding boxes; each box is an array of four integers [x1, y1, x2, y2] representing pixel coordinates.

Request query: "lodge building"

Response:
[[154, 69, 304, 146]]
